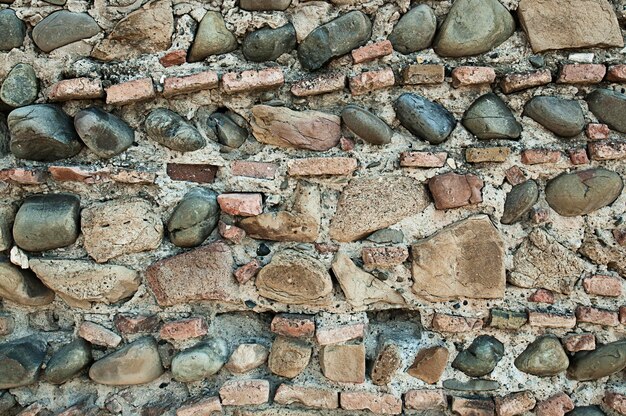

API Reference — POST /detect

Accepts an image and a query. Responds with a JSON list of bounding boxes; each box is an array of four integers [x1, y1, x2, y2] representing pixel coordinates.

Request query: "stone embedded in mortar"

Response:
[[579, 229, 626, 277], [0, 9, 26, 51], [0, 115, 8, 156], [371, 339, 403, 386], [514, 334, 569, 376], [329, 175, 428, 242], [433, 0, 515, 57], [0, 258, 54, 306], [567, 406, 606, 416], [274, 384, 338, 409], [523, 96, 585, 137], [568, 340, 626, 381], [145, 108, 205, 152], [0, 63, 38, 108], [32, 11, 100, 53], [89, 337, 164, 385], [320, 344, 365, 383], [188, 11, 237, 62], [268, 336, 312, 378], [171, 338, 228, 382], [509, 228, 587, 293], [91, 0, 173, 61], [243, 23, 297, 62], [462, 93, 522, 140], [395, 93, 456, 144], [443, 379, 500, 392], [8, 104, 83, 161], [298, 11, 372, 71], [256, 250, 332, 305], [13, 193, 80, 252], [206, 112, 247, 149], [240, 0, 291, 11], [428, 172, 483, 210], [341, 105, 393, 145], [250, 105, 340, 151], [73, 107, 134, 159], [407, 346, 448, 384], [167, 187, 219, 248], [29, 259, 140, 309], [586, 89, 626, 134], [43, 339, 92, 384], [367, 228, 404, 244], [82, 199, 163, 263], [0, 336, 47, 389], [518, 0, 623, 52], [545, 168, 623, 217], [146, 241, 237, 306], [0, 204, 15, 251], [452, 335, 504, 377], [225, 343, 268, 374], [501, 180, 539, 224], [489, 309, 527, 330], [388, 4, 436, 54]]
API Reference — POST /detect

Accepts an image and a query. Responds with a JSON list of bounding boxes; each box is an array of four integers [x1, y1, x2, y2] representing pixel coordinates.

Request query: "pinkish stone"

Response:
[[274, 384, 338, 409], [351, 40, 393, 64], [583, 274, 622, 297], [0, 168, 47, 184], [431, 313, 483, 332], [105, 78, 155, 105], [78, 321, 122, 348], [568, 148, 589, 165], [271, 314, 315, 338], [607, 65, 626, 82], [230, 161, 278, 179], [160, 50, 187, 67], [291, 72, 346, 97], [557, 64, 606, 84], [402, 64, 445, 85], [176, 397, 222, 416], [219, 379, 270, 406], [218, 221, 246, 244], [528, 311, 576, 328], [535, 393, 573, 416], [521, 149, 561, 164], [400, 151, 447, 168], [495, 391, 536, 416], [428, 172, 483, 209], [404, 390, 446, 411], [588, 140, 626, 160], [287, 157, 358, 176], [114, 314, 160, 335], [605, 392, 626, 415], [234, 259, 261, 284], [217, 193, 263, 216], [575, 306, 619, 326], [500, 69, 551, 94], [586, 123, 611, 140], [162, 71, 219, 98], [452, 397, 495, 416], [316, 322, 366, 345], [505, 166, 527, 185], [528, 289, 555, 304], [341, 392, 402, 415], [349, 68, 395, 95], [48, 77, 104, 101], [562, 333, 595, 353], [340, 136, 355, 151], [222, 68, 284, 94], [451, 66, 496, 87], [159, 317, 208, 341], [361, 247, 409, 268]]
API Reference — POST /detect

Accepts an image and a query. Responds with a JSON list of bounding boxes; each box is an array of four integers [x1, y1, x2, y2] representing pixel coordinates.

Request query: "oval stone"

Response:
[[89, 337, 164, 385], [43, 339, 92, 384], [0, 63, 38, 108], [167, 187, 219, 248], [523, 96, 585, 137], [0, 9, 26, 51], [514, 334, 569, 376], [243, 23, 297, 62], [0, 337, 47, 389], [545, 168, 623, 217], [388, 4, 436, 54], [567, 340, 626, 381], [462, 93, 521, 140], [586, 88, 626, 134], [341, 105, 393, 145], [171, 338, 228, 382], [209, 113, 248, 148], [32, 11, 100, 53], [74, 107, 135, 159], [8, 104, 83, 161], [145, 108, 205, 152], [501, 180, 538, 224], [395, 93, 456, 144], [188, 11, 237, 63], [0, 259, 55, 306]]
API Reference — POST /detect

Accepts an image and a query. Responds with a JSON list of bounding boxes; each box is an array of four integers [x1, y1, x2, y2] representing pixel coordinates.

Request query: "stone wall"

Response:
[[0, 0, 625, 414]]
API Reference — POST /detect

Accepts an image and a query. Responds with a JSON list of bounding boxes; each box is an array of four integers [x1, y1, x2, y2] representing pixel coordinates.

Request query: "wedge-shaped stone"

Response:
[[523, 96, 585, 137], [167, 187, 219, 247], [0, 259, 54, 306], [89, 337, 163, 385], [462, 93, 521, 140], [188, 11, 237, 62], [568, 340, 626, 381], [514, 335, 569, 376], [411, 216, 505, 301], [0, 337, 47, 389], [43, 339, 92, 384]]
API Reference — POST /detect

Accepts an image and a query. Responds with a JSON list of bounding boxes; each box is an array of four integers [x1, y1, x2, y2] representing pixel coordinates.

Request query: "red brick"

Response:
[[528, 289, 555, 304], [530, 207, 550, 224], [528, 311, 576, 328], [586, 123, 611, 140], [349, 68, 395, 95], [607, 65, 626, 82], [114, 314, 160, 335], [614, 229, 626, 246], [341, 392, 402, 415], [583, 274, 622, 297], [568, 148, 589, 165], [495, 391, 536, 416], [316, 322, 366, 345], [291, 72, 346, 97], [351, 40, 393, 64], [230, 160, 277, 179], [78, 321, 121, 347], [402, 64, 445, 85], [287, 157, 357, 176], [48, 77, 104, 101], [218, 221, 246, 244], [340, 136, 355, 151], [452, 397, 495, 416], [431, 313, 483, 332], [451, 66, 496, 87], [535, 393, 573, 416], [162, 70, 219, 98], [49, 166, 103, 183], [222, 67, 284, 94], [605, 392, 626, 416], [159, 317, 208, 341], [274, 384, 338, 409], [271, 314, 315, 338], [400, 151, 447, 168], [404, 390, 446, 411], [166, 163, 218, 183], [428, 172, 483, 209], [557, 64, 606, 84], [176, 396, 222, 416], [219, 379, 269, 406], [505, 166, 527, 185], [160, 50, 187, 68], [361, 246, 408, 268], [105, 77, 155, 105], [521, 149, 561, 165], [576, 306, 619, 326], [588, 140, 626, 160], [500, 69, 552, 94], [562, 333, 595, 353], [234, 259, 261, 284], [217, 193, 263, 216], [0, 168, 47, 184]]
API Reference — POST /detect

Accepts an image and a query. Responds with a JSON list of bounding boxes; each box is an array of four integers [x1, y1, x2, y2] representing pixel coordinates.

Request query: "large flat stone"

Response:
[[32, 11, 100, 52]]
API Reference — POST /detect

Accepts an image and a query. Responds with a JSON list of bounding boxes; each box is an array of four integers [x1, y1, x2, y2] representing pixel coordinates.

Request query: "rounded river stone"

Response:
[[243, 23, 296, 62], [171, 338, 228, 382], [567, 340, 626, 381], [395, 93, 457, 144], [545, 168, 623, 217], [586, 88, 626, 134], [209, 112, 248, 148], [188, 11, 237, 62], [388, 4, 436, 54], [514, 334, 569, 376], [523, 96, 585, 137], [74, 107, 134, 159], [462, 93, 521, 140], [89, 337, 163, 385], [452, 335, 504, 377], [43, 339, 92, 384], [32, 11, 100, 53], [501, 180, 538, 224], [0, 336, 47, 389], [0, 9, 26, 51], [145, 108, 205, 152], [341, 105, 393, 145], [167, 187, 219, 248], [0, 63, 39, 108]]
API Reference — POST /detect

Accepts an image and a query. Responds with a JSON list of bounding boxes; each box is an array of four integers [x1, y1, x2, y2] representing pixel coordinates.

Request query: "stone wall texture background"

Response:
[[0, 0, 626, 414]]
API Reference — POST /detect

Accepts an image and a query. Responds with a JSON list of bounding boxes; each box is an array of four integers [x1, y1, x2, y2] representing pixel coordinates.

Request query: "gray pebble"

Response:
[[501, 180, 538, 224], [43, 339, 92, 384], [462, 93, 521, 140], [0, 9, 26, 51], [210, 112, 248, 148], [243, 23, 296, 62], [171, 338, 228, 382], [145, 108, 205, 152], [0, 336, 47, 389], [0, 63, 39, 108], [586, 88, 626, 134], [388, 5, 436, 54], [523, 96, 585, 137], [168, 187, 219, 248], [341, 105, 393, 145], [32, 11, 100, 53], [74, 107, 134, 159]]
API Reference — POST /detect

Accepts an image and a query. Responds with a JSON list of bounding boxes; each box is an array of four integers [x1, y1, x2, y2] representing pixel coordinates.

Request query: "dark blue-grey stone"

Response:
[[167, 187, 219, 248], [32, 11, 100, 53], [0, 63, 39, 108], [462, 93, 521, 140], [243, 23, 297, 62], [0, 9, 26, 51], [523, 96, 585, 137], [43, 339, 92, 384], [586, 88, 626, 134], [209, 113, 248, 148], [395, 93, 456, 144], [0, 336, 47, 389], [341, 105, 393, 145], [501, 180, 538, 224], [388, 4, 436, 54], [74, 107, 134, 159]]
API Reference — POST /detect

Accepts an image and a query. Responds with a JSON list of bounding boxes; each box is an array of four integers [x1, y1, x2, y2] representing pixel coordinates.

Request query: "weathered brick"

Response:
[[495, 391, 536, 416], [606, 392, 626, 415], [575, 306, 619, 326], [535, 393, 573, 416], [114, 314, 160, 335], [48, 166, 104, 183], [431, 313, 483, 332], [291, 72, 346, 96], [287, 157, 357, 176], [106, 78, 155, 105], [218, 221, 246, 244], [340, 136, 355, 151], [316, 322, 366, 345], [408, 346, 448, 384], [0, 168, 47, 184], [222, 68, 284, 94], [452, 397, 495, 416], [271, 314, 315, 338], [48, 77, 104, 101], [557, 64, 606, 84], [78, 321, 121, 348], [466, 147, 510, 163], [351, 40, 393, 64], [428, 172, 483, 209], [160, 50, 187, 67], [528, 311, 576, 328], [219, 379, 270, 406], [505, 166, 526, 186], [402, 64, 445, 85], [586, 123, 611, 140], [159, 317, 208, 341], [583, 274, 622, 297], [349, 68, 395, 95], [588, 140, 626, 160], [607, 65, 626, 82], [451, 66, 496, 87], [400, 151, 447, 168], [568, 148, 589, 165], [562, 333, 595, 353], [340, 392, 401, 415], [162, 71, 219, 98], [528, 289, 555, 304], [176, 397, 222, 416], [234, 259, 261, 284], [320, 344, 366, 383], [230, 160, 278, 179], [217, 193, 263, 216], [274, 384, 338, 409], [500, 69, 551, 94], [404, 390, 446, 411], [315, 243, 339, 253], [521, 149, 561, 165], [166, 164, 218, 183], [109, 169, 156, 184], [361, 247, 408, 268], [489, 309, 527, 330]]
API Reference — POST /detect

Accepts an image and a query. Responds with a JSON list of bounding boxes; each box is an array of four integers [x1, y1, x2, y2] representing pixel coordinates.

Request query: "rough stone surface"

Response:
[[341, 105, 393, 145], [243, 23, 296, 62], [145, 108, 205, 152], [408, 346, 448, 384], [0, 337, 47, 389], [452, 335, 504, 377], [0, 259, 54, 306], [428, 172, 484, 209], [586, 89, 626, 134], [32, 11, 100, 52], [501, 180, 539, 224], [167, 187, 219, 247], [268, 336, 311, 378], [74, 107, 134, 159], [0, 63, 38, 108], [568, 340, 626, 381], [0, 9, 25, 51], [320, 344, 365, 383], [43, 339, 92, 384], [274, 384, 338, 409], [225, 344, 268, 374]]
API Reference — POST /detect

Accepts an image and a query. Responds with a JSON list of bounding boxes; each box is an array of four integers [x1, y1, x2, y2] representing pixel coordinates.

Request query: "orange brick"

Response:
[[291, 72, 346, 97], [504, 166, 526, 185], [607, 65, 626, 82], [217, 193, 263, 216], [431, 313, 483, 332], [576, 306, 619, 326], [106, 78, 155, 105], [222, 67, 284, 94], [495, 391, 536, 416], [287, 157, 357, 176], [583, 274, 622, 297], [349, 68, 395, 95], [230, 160, 277, 179], [521, 149, 560, 165], [402, 64, 445, 85], [588, 140, 626, 160], [0, 168, 47, 184], [528, 311, 576, 328], [500, 69, 551, 94], [234, 259, 261, 284], [557, 64, 606, 84], [218, 221, 246, 244], [160, 49, 187, 67], [404, 390, 446, 411], [271, 314, 315, 338], [562, 333, 595, 353], [351, 40, 393, 64], [451, 66, 496, 87], [48, 77, 104, 101], [162, 70, 219, 98], [78, 321, 121, 347], [400, 151, 447, 168], [159, 317, 208, 341]]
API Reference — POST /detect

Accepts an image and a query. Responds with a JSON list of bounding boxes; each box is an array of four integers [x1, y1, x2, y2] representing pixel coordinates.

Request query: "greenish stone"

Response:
[[442, 378, 500, 391], [567, 340, 626, 381], [586, 88, 626, 134], [388, 5, 436, 54], [0, 63, 38, 108], [188, 11, 237, 62], [32, 11, 100, 53], [489, 309, 527, 329], [501, 180, 538, 224], [514, 334, 569, 376], [0, 9, 26, 51], [74, 107, 135, 159], [341, 105, 393, 145], [209, 113, 248, 148], [171, 338, 228, 382], [243, 23, 296, 62], [523, 96, 585, 137], [0, 336, 47, 389], [452, 335, 504, 377], [44, 339, 92, 384], [145, 108, 205, 152], [395, 93, 456, 144], [462, 93, 521, 140], [167, 187, 219, 248]]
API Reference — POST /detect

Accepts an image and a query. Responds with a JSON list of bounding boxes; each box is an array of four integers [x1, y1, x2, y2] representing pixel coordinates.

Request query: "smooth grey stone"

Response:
[[168, 187, 219, 248], [89, 337, 164, 385], [523, 96, 585, 137], [545, 168, 623, 217], [13, 193, 80, 252], [210, 113, 248, 148], [514, 334, 569, 376], [298, 11, 372, 71], [586, 88, 626, 134], [341, 105, 393, 145], [367, 228, 404, 244], [240, 0, 291, 10], [0, 63, 38, 108], [442, 378, 500, 391], [0, 336, 47, 389], [8, 104, 82, 161], [243, 23, 296, 62], [0, 114, 8, 156], [171, 338, 228, 382], [501, 180, 538, 224], [452, 335, 504, 377], [462, 93, 521, 140], [188, 11, 237, 62], [567, 340, 626, 381], [145, 108, 205, 152], [32, 11, 100, 53], [395, 93, 456, 144], [567, 406, 606, 416], [0, 9, 26, 51], [43, 339, 92, 384], [388, 4, 436, 54], [434, 0, 515, 57], [0, 258, 54, 306], [74, 107, 134, 159]]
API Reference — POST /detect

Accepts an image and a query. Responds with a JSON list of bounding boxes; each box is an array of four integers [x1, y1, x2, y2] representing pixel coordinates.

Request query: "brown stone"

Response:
[[268, 336, 311, 378], [535, 393, 573, 416], [274, 384, 338, 409], [222, 68, 284, 94], [404, 390, 446, 411], [451, 66, 496, 87], [0, 313, 14, 336], [219, 379, 270, 406], [575, 306, 619, 326], [48, 78, 104, 102], [579, 230, 626, 277], [500, 69, 552, 94], [234, 259, 261, 284], [432, 313, 483, 332], [411, 215, 505, 301], [159, 318, 208, 341], [371, 342, 402, 386], [349, 68, 395, 95], [224, 343, 268, 374], [428, 172, 483, 209], [557, 64, 606, 84], [495, 391, 536, 416], [362, 246, 408, 268], [146, 241, 238, 306], [176, 397, 222, 416], [287, 157, 357, 176], [607, 65, 626, 82], [402, 64, 445, 85], [466, 147, 510, 163], [78, 321, 122, 348], [583, 274, 622, 297], [231, 160, 278, 179], [400, 151, 447, 167], [114, 314, 160, 335], [407, 346, 448, 384], [166, 164, 218, 183], [505, 166, 527, 186], [452, 397, 496, 416], [219, 221, 246, 244], [320, 344, 366, 383], [588, 140, 626, 160], [162, 71, 219, 98], [528, 311, 576, 328], [341, 392, 402, 415], [290, 72, 346, 97], [271, 314, 315, 338], [586, 123, 611, 140], [569, 148, 589, 165], [605, 392, 626, 415], [159, 49, 186, 67], [105, 78, 155, 105], [351, 40, 393, 64], [562, 333, 595, 353]]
